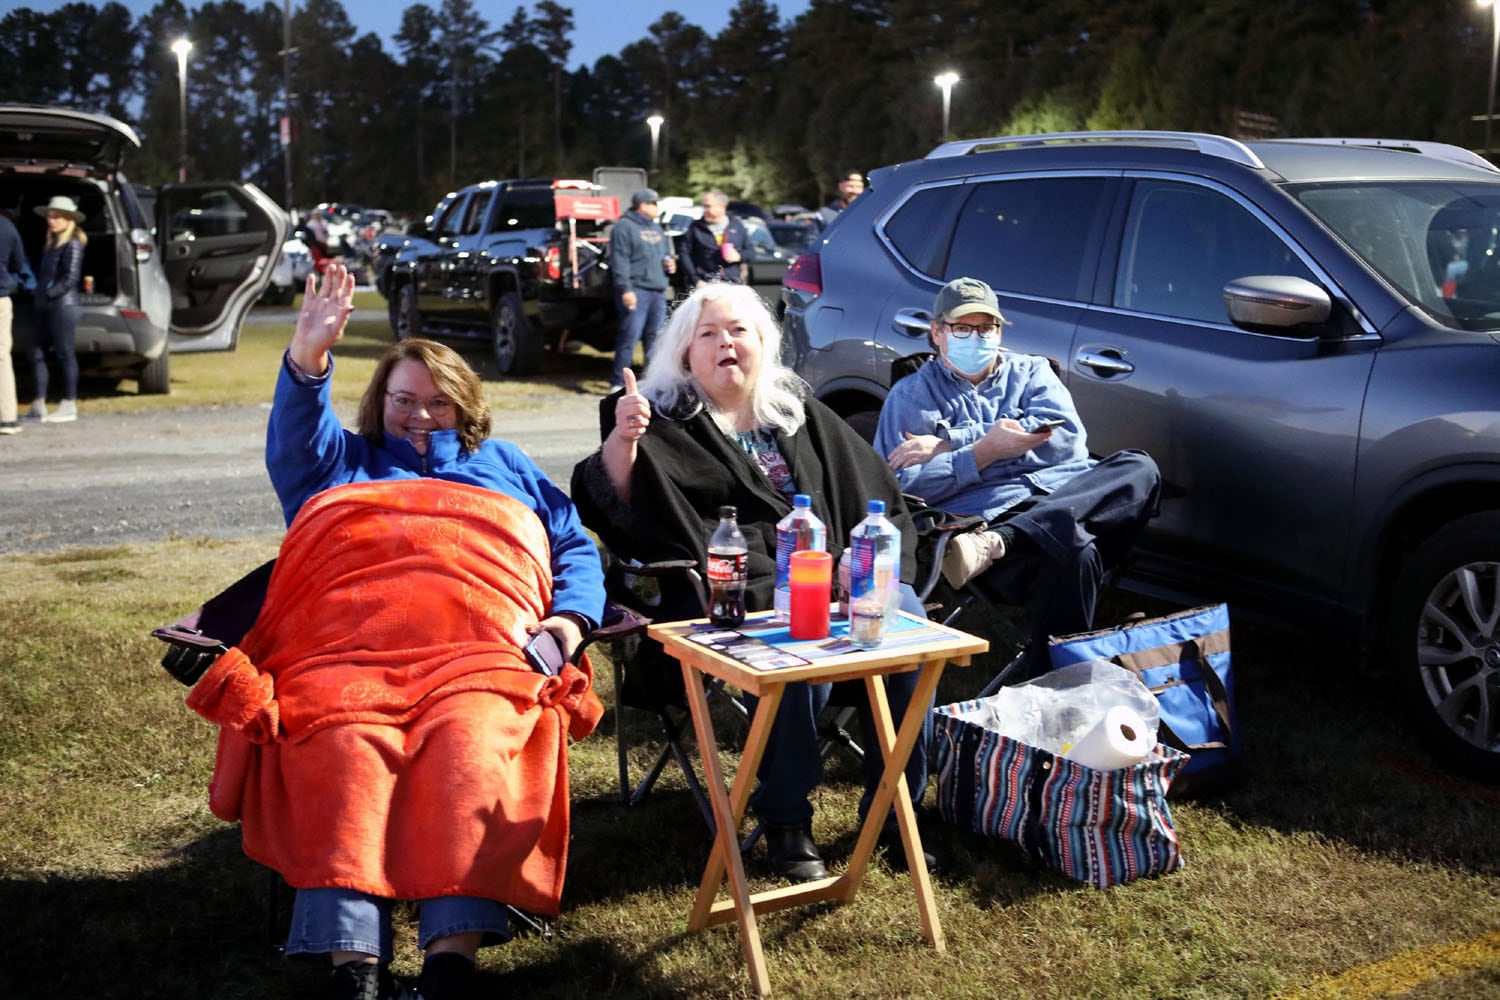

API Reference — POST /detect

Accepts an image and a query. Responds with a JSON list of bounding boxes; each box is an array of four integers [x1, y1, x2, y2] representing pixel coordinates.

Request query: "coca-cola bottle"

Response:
[[707, 505, 748, 628]]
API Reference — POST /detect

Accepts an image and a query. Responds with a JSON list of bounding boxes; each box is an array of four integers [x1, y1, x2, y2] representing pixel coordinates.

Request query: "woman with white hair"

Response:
[[26, 194, 87, 423], [572, 281, 934, 883]]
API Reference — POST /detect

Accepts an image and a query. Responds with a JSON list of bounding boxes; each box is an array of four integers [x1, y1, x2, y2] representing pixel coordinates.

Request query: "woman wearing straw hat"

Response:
[[26, 194, 87, 423]]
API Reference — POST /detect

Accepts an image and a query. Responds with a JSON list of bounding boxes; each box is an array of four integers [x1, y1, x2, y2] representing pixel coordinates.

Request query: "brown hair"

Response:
[[356, 339, 490, 452]]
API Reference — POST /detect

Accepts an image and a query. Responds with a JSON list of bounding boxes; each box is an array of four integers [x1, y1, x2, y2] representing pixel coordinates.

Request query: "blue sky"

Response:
[[21, 0, 813, 70]]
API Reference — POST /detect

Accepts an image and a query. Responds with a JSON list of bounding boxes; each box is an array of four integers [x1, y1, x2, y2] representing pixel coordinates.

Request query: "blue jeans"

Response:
[[746, 584, 933, 827], [31, 303, 79, 401], [285, 887, 513, 963], [613, 287, 667, 385], [980, 449, 1161, 672]]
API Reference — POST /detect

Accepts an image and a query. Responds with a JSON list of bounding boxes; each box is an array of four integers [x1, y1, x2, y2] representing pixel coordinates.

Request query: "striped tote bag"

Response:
[[933, 699, 1188, 889]]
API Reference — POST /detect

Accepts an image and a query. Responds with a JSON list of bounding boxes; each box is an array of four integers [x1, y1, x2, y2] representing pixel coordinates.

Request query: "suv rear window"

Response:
[[944, 177, 1109, 301], [493, 187, 558, 231]]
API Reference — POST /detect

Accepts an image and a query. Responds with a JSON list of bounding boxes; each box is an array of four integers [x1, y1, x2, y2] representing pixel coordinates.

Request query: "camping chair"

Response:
[[603, 552, 865, 849], [151, 558, 649, 949], [888, 351, 1158, 697]]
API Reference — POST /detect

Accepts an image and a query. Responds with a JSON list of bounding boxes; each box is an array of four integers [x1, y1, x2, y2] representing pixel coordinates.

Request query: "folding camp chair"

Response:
[[888, 351, 1157, 697], [151, 558, 649, 949], [603, 551, 866, 854]]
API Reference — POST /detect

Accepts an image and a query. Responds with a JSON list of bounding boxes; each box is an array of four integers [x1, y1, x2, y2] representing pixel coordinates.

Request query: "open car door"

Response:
[[158, 182, 287, 352]]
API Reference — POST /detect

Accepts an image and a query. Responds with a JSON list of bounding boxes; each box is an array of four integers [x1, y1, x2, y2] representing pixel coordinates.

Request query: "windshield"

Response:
[[1295, 180, 1500, 332]]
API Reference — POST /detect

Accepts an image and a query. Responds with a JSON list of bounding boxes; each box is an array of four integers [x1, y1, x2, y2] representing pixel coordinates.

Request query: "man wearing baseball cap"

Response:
[[607, 188, 676, 389], [874, 276, 1161, 675]]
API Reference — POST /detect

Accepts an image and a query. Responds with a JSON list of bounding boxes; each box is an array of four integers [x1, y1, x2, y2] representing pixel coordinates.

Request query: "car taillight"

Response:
[[131, 227, 154, 263], [542, 246, 561, 280], [783, 252, 822, 296]]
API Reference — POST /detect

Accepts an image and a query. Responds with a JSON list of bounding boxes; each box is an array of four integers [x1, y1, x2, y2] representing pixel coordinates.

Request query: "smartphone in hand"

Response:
[[1035, 418, 1067, 431], [524, 630, 566, 677]]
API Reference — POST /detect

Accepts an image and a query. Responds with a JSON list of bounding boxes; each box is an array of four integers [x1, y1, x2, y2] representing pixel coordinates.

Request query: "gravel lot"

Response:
[[0, 388, 602, 554]]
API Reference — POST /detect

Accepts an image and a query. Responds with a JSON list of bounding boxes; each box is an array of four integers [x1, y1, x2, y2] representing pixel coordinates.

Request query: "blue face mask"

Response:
[[943, 333, 999, 377]]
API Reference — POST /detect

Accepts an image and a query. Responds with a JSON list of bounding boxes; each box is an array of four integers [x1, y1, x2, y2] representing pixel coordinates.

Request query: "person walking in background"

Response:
[[607, 188, 675, 390], [27, 195, 86, 424], [0, 207, 35, 435], [677, 188, 749, 288], [816, 169, 865, 228]]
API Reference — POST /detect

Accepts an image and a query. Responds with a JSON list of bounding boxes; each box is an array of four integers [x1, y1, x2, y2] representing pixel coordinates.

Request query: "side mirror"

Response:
[[1223, 275, 1331, 335]]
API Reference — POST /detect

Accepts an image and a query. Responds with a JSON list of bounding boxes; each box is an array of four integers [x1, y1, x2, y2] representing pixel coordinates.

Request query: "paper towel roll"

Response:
[[1063, 705, 1152, 770]]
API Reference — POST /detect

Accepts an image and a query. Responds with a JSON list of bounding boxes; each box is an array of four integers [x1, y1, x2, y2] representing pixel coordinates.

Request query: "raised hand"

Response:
[[614, 368, 651, 442], [289, 262, 357, 375]]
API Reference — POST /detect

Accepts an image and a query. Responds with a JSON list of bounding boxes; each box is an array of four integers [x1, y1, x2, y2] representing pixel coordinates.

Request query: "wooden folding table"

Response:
[[648, 610, 988, 998]]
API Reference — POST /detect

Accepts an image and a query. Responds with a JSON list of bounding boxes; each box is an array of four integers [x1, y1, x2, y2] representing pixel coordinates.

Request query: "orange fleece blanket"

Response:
[[185, 479, 603, 915]]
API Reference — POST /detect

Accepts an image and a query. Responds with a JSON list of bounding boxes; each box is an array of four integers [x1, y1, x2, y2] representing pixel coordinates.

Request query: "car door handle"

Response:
[[893, 308, 932, 338], [1075, 347, 1135, 376]]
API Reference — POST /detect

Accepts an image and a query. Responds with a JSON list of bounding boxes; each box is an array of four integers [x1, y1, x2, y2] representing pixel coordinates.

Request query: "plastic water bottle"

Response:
[[707, 506, 748, 628], [774, 494, 827, 622], [848, 499, 901, 648]]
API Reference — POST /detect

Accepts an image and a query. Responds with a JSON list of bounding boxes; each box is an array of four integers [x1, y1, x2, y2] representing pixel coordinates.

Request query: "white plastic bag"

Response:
[[978, 660, 1159, 756]]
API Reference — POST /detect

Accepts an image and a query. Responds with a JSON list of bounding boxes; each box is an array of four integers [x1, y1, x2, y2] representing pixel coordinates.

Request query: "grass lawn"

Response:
[[3, 308, 1500, 997]]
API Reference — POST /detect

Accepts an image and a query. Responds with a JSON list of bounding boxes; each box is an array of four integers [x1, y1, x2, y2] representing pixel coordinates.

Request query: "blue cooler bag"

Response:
[[1047, 604, 1242, 797]]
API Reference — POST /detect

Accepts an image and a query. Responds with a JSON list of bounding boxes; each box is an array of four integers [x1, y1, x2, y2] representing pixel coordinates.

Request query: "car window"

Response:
[[431, 194, 467, 238], [168, 188, 252, 240], [1296, 180, 1500, 331], [493, 188, 557, 230], [461, 190, 492, 235], [883, 185, 962, 276], [1115, 180, 1314, 323], [944, 177, 1110, 301]]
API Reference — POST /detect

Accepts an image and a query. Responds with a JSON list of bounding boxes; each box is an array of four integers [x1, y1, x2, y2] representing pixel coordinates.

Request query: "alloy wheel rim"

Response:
[[1415, 561, 1500, 750]]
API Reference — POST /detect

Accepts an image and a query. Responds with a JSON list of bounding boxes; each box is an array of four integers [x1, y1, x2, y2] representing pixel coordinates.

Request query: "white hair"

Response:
[[638, 282, 808, 436]]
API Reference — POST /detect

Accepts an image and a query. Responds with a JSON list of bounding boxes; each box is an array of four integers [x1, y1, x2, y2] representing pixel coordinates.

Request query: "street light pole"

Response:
[[1484, 0, 1500, 157], [647, 114, 664, 173], [171, 38, 192, 182], [281, 0, 295, 211], [934, 71, 960, 142]]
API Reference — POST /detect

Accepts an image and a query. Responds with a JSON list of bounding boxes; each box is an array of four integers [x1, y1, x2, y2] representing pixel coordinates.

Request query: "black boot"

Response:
[[764, 821, 827, 882], [329, 960, 385, 1000], [417, 952, 477, 1000]]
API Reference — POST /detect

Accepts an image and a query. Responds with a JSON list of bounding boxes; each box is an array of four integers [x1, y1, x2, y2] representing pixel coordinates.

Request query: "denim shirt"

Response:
[[873, 353, 1095, 520]]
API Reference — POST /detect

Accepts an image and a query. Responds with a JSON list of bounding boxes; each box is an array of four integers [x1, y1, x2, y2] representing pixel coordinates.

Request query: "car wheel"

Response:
[[137, 350, 170, 395], [391, 284, 420, 341], [1386, 511, 1500, 779], [492, 290, 543, 376], [844, 408, 881, 444]]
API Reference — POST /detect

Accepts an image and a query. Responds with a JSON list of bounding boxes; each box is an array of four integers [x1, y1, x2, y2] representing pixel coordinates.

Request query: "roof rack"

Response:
[[1269, 137, 1500, 174], [926, 131, 1264, 169]]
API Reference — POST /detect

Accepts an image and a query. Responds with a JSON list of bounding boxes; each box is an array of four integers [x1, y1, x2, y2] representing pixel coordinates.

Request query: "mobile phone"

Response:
[[524, 630, 566, 677], [1036, 418, 1067, 431]]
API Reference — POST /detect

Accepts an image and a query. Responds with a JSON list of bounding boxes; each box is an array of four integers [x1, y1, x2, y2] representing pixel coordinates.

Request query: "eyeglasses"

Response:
[[385, 392, 454, 416], [942, 322, 1002, 340]]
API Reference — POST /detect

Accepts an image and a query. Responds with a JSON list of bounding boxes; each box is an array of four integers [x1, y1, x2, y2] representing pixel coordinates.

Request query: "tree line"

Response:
[[0, 0, 1489, 218]]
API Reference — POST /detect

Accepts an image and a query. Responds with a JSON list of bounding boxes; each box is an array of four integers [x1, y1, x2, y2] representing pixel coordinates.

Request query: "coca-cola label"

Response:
[[707, 551, 747, 582]]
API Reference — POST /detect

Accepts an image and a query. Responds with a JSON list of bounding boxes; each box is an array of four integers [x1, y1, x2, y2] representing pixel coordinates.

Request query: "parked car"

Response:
[[0, 104, 285, 392], [782, 130, 1500, 778], [383, 168, 647, 374]]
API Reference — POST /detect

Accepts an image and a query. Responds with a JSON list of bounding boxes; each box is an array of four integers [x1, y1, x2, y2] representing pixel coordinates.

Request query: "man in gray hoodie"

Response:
[[607, 188, 675, 389]]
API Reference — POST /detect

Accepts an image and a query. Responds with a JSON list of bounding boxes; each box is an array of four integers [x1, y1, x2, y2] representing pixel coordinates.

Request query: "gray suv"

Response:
[[1, 105, 286, 393], [782, 131, 1500, 778]]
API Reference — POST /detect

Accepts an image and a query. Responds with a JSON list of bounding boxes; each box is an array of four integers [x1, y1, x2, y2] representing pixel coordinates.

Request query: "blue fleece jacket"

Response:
[[266, 354, 605, 626]]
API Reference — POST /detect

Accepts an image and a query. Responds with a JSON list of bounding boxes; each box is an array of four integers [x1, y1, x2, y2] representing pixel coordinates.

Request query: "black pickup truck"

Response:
[[381, 167, 645, 375]]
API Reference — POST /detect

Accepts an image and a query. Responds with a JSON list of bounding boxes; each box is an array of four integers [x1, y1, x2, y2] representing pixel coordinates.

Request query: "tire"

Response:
[[844, 408, 881, 444], [391, 283, 420, 341], [137, 350, 171, 395], [491, 290, 543, 376], [1385, 511, 1500, 780]]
